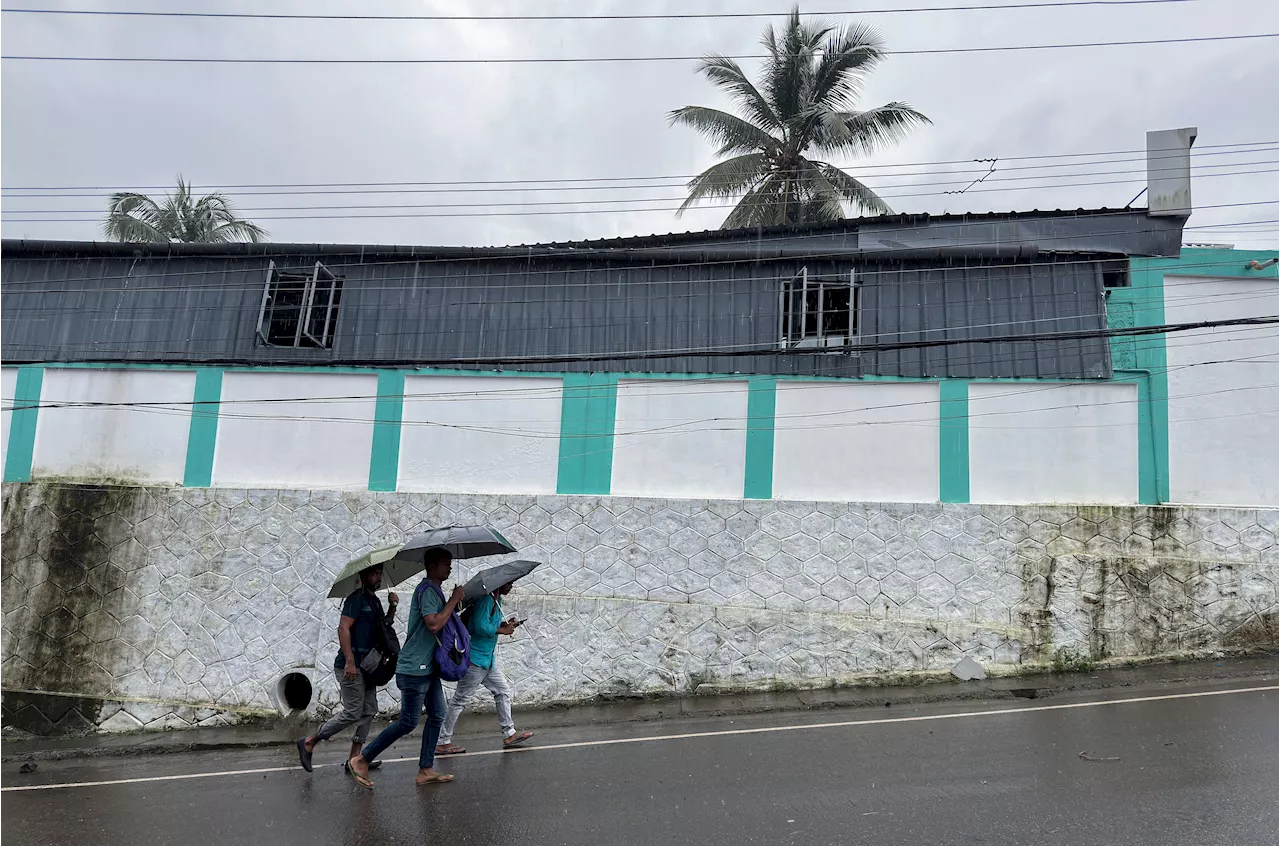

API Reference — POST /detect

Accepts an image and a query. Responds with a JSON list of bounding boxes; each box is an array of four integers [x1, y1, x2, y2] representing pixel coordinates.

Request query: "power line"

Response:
[[8, 148, 1275, 201], [12, 343, 1274, 415], [10, 329, 1273, 390], [7, 169, 1277, 224], [3, 315, 1274, 368], [9, 161, 1276, 215], [3, 34, 1273, 64], [15, 369, 1275, 444], [6, 140, 1271, 193], [8, 151, 1274, 200], [0, 0, 1213, 23]]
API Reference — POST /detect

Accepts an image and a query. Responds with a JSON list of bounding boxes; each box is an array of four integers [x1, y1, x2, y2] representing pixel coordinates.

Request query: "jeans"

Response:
[[314, 667, 379, 746], [439, 660, 515, 744], [360, 672, 444, 770]]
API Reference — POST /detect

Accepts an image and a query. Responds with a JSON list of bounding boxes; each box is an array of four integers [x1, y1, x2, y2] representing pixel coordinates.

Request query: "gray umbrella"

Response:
[[461, 560, 541, 602]]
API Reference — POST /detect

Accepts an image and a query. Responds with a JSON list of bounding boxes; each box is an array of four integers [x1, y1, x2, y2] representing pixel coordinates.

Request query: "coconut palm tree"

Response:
[[669, 8, 929, 229], [102, 176, 268, 243]]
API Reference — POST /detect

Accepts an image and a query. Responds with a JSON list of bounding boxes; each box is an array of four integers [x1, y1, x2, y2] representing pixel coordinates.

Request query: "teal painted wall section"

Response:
[[938, 381, 970, 503], [743, 378, 777, 500], [369, 370, 406, 492], [556, 373, 618, 495], [182, 368, 224, 488], [1165, 247, 1279, 279], [3, 366, 43, 483], [1112, 259, 1169, 504]]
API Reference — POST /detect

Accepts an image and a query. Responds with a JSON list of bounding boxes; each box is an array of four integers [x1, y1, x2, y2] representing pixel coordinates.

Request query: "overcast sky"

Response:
[[2, 0, 1277, 248]]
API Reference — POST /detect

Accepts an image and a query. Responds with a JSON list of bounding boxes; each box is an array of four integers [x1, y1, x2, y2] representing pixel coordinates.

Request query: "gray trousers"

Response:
[[439, 660, 515, 744], [314, 667, 379, 746]]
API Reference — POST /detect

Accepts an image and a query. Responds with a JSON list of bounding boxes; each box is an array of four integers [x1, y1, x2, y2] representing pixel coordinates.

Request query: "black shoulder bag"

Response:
[[357, 596, 401, 687]]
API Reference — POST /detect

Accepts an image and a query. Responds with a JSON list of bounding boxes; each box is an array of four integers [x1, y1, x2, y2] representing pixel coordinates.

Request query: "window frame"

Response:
[[256, 260, 343, 349], [779, 267, 859, 351]]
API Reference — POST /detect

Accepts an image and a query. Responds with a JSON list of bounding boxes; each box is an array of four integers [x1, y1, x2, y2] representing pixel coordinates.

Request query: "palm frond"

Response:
[[102, 193, 167, 242], [673, 7, 926, 230], [100, 175, 269, 243], [209, 219, 270, 244], [761, 7, 829, 122], [721, 175, 790, 229], [808, 161, 894, 215], [695, 55, 781, 131], [676, 153, 771, 216], [810, 21, 885, 112], [667, 106, 780, 157], [797, 195, 847, 224], [812, 103, 931, 158]]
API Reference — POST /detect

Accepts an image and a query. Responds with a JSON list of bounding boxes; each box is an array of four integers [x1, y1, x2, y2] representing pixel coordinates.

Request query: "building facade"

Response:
[[1, 211, 1276, 734]]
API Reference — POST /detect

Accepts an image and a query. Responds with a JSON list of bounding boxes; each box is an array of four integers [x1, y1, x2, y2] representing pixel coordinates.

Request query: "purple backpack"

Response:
[[421, 582, 471, 682]]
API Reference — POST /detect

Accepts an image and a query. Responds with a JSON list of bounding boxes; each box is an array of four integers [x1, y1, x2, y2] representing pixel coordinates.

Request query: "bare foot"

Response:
[[415, 768, 455, 786]]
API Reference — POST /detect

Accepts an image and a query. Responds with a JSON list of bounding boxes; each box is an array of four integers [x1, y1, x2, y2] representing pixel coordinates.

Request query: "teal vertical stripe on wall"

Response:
[[182, 368, 223, 488], [3, 366, 44, 483], [743, 378, 777, 500], [369, 369, 406, 492], [938, 380, 970, 503], [556, 373, 618, 495], [1110, 260, 1169, 505]]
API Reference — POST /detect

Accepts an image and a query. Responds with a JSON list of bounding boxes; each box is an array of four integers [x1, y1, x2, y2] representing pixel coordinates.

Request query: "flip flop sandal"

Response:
[[344, 760, 382, 772], [503, 731, 534, 749], [435, 744, 467, 755], [346, 764, 375, 790], [415, 772, 455, 786]]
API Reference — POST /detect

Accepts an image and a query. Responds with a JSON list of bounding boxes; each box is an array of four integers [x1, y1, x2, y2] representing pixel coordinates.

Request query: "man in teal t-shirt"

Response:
[[436, 580, 534, 754], [347, 547, 464, 789]]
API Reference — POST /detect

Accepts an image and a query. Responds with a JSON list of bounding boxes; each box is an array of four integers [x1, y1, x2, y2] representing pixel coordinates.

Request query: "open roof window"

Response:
[[256, 261, 343, 349], [781, 268, 858, 350], [1101, 259, 1130, 289]]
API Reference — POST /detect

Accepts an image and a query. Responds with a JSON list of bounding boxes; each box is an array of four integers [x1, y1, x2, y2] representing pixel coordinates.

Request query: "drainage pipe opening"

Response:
[[275, 672, 313, 715]]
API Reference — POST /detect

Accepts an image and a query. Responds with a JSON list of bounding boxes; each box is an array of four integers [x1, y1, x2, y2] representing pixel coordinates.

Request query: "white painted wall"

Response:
[[1164, 274, 1279, 506], [213, 372, 377, 489], [772, 382, 939, 502], [1, 367, 19, 475], [969, 382, 1139, 505], [399, 376, 563, 494], [611, 379, 749, 499], [32, 368, 195, 484]]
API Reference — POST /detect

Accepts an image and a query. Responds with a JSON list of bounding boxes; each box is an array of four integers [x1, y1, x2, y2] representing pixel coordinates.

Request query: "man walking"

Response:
[[296, 563, 397, 773], [347, 547, 464, 788], [436, 581, 533, 754]]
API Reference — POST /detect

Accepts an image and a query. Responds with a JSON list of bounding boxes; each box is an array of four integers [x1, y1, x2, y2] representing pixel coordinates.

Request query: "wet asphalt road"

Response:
[[2, 680, 1276, 846]]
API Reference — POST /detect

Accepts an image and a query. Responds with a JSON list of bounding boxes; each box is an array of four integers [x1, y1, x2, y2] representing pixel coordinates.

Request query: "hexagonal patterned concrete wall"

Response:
[[1, 483, 1276, 733]]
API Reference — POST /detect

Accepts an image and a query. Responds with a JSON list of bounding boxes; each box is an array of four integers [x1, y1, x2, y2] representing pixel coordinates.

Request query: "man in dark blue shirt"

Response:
[[296, 563, 397, 772]]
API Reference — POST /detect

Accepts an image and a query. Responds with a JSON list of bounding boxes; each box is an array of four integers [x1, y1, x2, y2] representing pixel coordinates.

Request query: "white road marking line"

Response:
[[3, 684, 1274, 793]]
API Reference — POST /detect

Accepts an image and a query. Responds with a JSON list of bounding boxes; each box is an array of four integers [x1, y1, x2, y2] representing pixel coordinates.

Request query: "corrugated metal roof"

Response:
[[0, 206, 1183, 262]]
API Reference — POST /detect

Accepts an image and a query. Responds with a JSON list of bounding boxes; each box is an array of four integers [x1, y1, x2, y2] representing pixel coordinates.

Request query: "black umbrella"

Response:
[[399, 525, 517, 562], [373, 525, 518, 592], [461, 560, 541, 602]]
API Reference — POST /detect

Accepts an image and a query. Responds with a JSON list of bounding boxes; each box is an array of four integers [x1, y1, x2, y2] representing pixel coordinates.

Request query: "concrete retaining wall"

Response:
[[2, 483, 1276, 734]]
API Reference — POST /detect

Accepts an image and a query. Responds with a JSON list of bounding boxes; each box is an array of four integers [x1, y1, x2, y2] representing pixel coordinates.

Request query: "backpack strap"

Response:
[[411, 579, 442, 651]]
